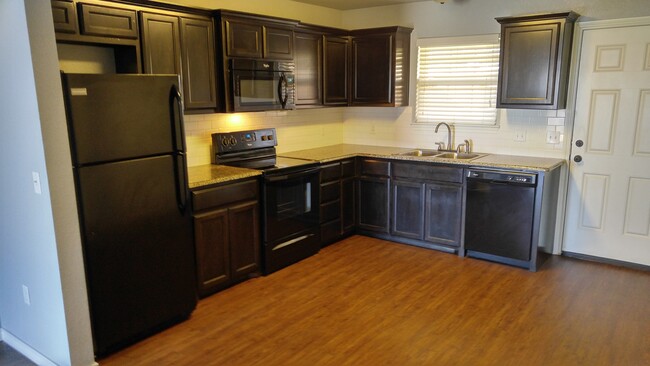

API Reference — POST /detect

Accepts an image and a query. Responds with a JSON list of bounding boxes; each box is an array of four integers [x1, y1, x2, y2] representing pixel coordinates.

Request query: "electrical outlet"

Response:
[[22, 285, 31, 306], [514, 130, 526, 142], [547, 130, 561, 144]]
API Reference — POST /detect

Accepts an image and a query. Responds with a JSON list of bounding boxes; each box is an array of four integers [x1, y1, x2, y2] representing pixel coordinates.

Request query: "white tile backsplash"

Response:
[[184, 104, 571, 167]]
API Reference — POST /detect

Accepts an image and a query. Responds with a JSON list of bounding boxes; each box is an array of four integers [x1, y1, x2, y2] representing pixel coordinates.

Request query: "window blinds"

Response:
[[415, 34, 500, 125]]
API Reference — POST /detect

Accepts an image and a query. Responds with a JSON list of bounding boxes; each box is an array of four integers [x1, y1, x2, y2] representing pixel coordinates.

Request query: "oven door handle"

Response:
[[264, 167, 320, 182]]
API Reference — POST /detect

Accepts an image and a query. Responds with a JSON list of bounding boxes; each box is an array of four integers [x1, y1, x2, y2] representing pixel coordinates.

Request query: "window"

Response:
[[415, 34, 500, 126]]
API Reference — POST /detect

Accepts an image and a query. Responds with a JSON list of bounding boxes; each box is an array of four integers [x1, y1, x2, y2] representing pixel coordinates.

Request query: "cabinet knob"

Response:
[[575, 139, 584, 147], [574, 155, 583, 163]]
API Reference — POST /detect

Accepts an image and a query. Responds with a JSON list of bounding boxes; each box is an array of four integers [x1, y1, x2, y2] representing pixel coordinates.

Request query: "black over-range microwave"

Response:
[[229, 59, 295, 112]]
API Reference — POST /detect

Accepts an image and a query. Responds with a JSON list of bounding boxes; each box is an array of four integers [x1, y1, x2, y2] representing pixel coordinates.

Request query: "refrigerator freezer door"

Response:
[[64, 74, 182, 165], [76, 155, 196, 355]]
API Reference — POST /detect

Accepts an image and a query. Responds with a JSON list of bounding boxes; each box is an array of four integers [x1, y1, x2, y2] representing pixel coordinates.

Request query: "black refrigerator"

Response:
[[62, 73, 197, 357]]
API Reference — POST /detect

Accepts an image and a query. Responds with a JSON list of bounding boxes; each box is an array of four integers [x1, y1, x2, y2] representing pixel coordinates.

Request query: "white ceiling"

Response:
[[290, 0, 435, 10]]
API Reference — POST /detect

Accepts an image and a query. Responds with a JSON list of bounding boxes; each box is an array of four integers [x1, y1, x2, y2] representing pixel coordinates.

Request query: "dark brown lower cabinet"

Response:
[[320, 159, 356, 246], [355, 160, 463, 252], [391, 180, 425, 239], [424, 182, 463, 247], [192, 179, 260, 297], [357, 176, 390, 233]]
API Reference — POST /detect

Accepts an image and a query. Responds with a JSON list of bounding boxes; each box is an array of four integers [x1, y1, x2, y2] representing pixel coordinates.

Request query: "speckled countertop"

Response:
[[188, 164, 261, 189], [279, 144, 565, 172], [188, 144, 565, 188]]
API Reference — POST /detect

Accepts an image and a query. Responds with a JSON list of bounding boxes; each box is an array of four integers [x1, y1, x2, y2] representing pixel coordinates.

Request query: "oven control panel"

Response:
[[212, 128, 277, 153]]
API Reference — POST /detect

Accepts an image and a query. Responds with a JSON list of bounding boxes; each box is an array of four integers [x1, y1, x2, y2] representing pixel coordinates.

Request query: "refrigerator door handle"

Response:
[[170, 84, 188, 212]]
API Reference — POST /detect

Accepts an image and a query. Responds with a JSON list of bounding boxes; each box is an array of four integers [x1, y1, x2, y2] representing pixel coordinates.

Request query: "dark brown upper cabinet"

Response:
[[139, 12, 181, 75], [78, 3, 139, 39], [217, 11, 297, 60], [496, 12, 579, 110], [51, 0, 78, 34], [350, 26, 412, 107], [140, 11, 217, 111], [294, 27, 323, 106], [179, 17, 218, 111], [323, 35, 350, 106]]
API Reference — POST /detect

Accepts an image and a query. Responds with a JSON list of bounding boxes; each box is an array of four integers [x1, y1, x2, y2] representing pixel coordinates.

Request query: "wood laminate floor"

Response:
[[100, 235, 650, 366]]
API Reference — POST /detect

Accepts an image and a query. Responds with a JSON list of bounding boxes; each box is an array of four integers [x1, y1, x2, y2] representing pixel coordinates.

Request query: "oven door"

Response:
[[263, 167, 320, 243], [232, 69, 294, 112]]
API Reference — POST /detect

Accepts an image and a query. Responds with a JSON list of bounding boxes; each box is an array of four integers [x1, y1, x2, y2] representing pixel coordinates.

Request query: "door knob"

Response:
[[575, 139, 584, 147], [574, 155, 583, 163]]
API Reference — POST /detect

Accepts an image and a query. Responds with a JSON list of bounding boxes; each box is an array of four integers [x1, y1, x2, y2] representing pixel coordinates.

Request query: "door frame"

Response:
[[560, 15, 650, 254]]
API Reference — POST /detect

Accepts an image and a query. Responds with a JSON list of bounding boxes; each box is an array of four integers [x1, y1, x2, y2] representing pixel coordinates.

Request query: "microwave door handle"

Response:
[[278, 73, 288, 108]]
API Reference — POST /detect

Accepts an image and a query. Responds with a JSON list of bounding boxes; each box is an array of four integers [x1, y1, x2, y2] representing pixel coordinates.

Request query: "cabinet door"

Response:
[[51, 0, 77, 34], [392, 180, 425, 240], [424, 182, 463, 246], [351, 33, 393, 105], [79, 3, 138, 39], [194, 208, 230, 296], [265, 26, 294, 60], [357, 176, 390, 233], [341, 177, 355, 234], [498, 22, 559, 108], [228, 201, 260, 280], [295, 32, 323, 106], [323, 36, 349, 105], [225, 19, 263, 58], [180, 16, 217, 110], [140, 12, 181, 75]]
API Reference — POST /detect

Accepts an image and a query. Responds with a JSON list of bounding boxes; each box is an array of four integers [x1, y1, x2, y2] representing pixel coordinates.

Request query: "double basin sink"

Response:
[[396, 149, 486, 161]]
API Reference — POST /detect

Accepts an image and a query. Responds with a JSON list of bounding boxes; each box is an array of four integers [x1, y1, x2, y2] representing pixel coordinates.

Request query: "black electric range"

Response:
[[212, 128, 321, 274]]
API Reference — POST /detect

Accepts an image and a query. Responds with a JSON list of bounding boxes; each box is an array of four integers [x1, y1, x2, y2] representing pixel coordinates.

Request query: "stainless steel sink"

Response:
[[434, 152, 484, 160], [398, 149, 440, 157], [397, 149, 485, 160]]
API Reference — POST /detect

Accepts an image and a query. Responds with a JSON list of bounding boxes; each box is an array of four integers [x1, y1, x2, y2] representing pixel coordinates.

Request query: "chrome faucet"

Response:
[[435, 122, 453, 151]]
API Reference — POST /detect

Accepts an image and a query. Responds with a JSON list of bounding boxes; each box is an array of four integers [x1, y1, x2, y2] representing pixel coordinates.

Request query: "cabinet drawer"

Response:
[[341, 159, 356, 178], [79, 3, 138, 39], [320, 162, 341, 183], [51, 0, 77, 34], [360, 159, 390, 177], [321, 181, 340, 203], [392, 163, 462, 183], [320, 200, 341, 223], [192, 179, 258, 212]]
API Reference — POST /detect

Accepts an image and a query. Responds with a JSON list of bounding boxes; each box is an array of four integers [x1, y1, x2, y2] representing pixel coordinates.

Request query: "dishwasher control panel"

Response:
[[467, 169, 536, 185]]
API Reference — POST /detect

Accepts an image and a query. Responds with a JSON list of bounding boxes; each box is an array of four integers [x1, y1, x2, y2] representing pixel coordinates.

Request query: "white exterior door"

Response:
[[564, 19, 650, 266]]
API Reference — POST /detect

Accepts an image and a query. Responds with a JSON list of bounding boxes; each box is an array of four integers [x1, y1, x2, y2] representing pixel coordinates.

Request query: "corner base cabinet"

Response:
[[192, 178, 260, 297]]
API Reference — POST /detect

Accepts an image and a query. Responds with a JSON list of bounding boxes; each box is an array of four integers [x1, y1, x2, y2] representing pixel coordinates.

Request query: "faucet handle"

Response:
[[464, 139, 472, 153], [435, 142, 445, 151], [456, 144, 465, 153]]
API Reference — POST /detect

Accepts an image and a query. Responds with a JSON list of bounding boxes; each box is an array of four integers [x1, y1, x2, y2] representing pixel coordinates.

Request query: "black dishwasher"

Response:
[[464, 168, 536, 268]]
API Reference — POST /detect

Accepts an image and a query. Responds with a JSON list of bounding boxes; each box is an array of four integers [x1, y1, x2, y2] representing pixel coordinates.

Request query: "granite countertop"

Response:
[[188, 164, 261, 189], [188, 144, 565, 189], [279, 144, 565, 172]]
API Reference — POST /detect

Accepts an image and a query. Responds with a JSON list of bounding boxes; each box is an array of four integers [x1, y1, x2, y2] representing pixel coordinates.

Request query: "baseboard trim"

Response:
[[1, 329, 57, 366], [562, 251, 650, 271]]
